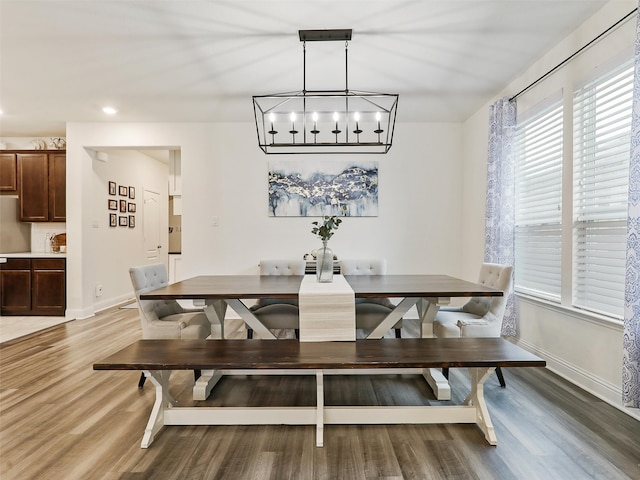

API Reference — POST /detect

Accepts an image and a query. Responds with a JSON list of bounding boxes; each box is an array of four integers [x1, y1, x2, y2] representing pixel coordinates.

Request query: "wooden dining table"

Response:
[[139, 273, 502, 339], [140, 273, 503, 400], [141, 274, 501, 331]]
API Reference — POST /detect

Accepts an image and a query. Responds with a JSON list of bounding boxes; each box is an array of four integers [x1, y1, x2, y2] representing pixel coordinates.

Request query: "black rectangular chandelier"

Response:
[[253, 29, 399, 154]]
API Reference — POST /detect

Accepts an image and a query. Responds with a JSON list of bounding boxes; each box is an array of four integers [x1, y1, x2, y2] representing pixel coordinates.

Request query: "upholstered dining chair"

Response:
[[432, 262, 513, 387], [340, 259, 402, 338], [247, 259, 307, 339], [129, 263, 211, 388]]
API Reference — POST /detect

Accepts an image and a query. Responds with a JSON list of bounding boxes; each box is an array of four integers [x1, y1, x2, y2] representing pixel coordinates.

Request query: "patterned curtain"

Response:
[[484, 97, 517, 336], [623, 5, 640, 409]]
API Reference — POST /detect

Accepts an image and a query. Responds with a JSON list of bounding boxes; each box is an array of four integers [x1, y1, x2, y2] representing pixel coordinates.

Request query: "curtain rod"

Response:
[[509, 8, 638, 102]]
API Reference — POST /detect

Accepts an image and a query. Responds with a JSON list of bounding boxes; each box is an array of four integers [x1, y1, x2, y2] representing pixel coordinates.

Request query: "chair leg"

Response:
[[495, 366, 506, 387], [247, 328, 253, 339], [138, 372, 146, 389], [394, 327, 402, 338], [442, 367, 449, 379]]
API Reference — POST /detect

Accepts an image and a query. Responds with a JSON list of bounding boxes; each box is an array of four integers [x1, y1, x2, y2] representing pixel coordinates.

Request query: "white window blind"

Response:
[[573, 61, 633, 319], [515, 101, 564, 301]]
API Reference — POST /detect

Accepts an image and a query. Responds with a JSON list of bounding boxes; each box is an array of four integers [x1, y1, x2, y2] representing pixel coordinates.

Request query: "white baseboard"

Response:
[[67, 293, 136, 320], [65, 307, 95, 320], [512, 337, 640, 422]]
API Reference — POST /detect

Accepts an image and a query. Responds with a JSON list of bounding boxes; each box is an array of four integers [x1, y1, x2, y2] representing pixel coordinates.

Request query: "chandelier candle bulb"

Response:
[[311, 112, 320, 141], [268, 112, 278, 141], [374, 111, 384, 143], [289, 112, 298, 142], [353, 112, 362, 141], [332, 112, 341, 143]]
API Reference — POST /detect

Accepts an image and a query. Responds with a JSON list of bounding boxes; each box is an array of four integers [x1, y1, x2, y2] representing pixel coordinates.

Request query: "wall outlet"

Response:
[[95, 284, 103, 297]]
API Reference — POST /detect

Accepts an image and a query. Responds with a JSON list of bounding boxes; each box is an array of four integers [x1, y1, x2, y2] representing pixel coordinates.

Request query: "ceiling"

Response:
[[0, 0, 610, 137]]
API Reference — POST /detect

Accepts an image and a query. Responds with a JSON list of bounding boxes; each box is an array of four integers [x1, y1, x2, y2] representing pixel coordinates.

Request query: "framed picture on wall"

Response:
[[109, 213, 117, 227], [119, 185, 128, 196], [128, 186, 135, 199], [119, 199, 127, 212], [108, 181, 116, 196], [128, 202, 136, 213], [119, 216, 128, 227], [108, 199, 117, 210], [129, 215, 135, 228], [267, 159, 379, 217]]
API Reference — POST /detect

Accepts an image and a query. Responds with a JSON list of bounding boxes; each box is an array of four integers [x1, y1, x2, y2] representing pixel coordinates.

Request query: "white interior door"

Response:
[[144, 189, 161, 262]]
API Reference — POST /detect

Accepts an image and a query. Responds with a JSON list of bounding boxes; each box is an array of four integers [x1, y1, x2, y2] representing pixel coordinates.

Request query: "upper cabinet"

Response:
[[0, 153, 18, 193], [17, 152, 66, 222], [48, 153, 66, 221]]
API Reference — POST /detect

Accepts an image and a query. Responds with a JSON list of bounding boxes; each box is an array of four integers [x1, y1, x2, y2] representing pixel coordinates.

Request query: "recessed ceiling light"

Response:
[[102, 106, 117, 115]]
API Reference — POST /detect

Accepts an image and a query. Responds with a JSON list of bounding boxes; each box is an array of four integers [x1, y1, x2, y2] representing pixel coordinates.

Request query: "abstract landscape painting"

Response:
[[268, 160, 378, 217]]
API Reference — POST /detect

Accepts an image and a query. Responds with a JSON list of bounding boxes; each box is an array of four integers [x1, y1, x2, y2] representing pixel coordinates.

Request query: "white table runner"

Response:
[[298, 275, 356, 342]]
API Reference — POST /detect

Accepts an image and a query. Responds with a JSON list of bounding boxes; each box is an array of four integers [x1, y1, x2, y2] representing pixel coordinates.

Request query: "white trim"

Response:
[[516, 292, 623, 330], [65, 307, 95, 320]]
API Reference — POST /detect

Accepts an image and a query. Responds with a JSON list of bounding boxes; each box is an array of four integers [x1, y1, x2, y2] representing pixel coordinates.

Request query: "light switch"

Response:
[[212, 216, 220, 226]]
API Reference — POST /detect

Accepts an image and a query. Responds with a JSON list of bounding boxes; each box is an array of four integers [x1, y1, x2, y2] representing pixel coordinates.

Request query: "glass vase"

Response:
[[316, 240, 334, 283]]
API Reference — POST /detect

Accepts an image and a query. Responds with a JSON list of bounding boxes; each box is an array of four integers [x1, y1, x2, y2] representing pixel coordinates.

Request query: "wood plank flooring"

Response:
[[1, 306, 639, 480]]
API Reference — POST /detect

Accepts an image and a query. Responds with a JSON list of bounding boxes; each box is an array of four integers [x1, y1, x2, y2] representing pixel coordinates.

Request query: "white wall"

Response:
[[462, 0, 639, 419], [65, 121, 464, 318]]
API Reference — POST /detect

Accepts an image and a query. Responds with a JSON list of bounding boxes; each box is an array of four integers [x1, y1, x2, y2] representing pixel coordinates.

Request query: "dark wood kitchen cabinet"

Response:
[[0, 153, 18, 193], [0, 258, 31, 314], [0, 257, 66, 316], [17, 152, 66, 222]]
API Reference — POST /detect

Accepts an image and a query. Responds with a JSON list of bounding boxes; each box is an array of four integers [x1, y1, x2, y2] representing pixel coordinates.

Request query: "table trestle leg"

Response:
[[141, 370, 176, 448], [367, 297, 418, 339], [193, 369, 223, 401], [422, 368, 451, 400], [466, 367, 497, 445], [225, 299, 277, 340], [203, 300, 227, 339], [416, 297, 447, 338], [416, 297, 452, 400]]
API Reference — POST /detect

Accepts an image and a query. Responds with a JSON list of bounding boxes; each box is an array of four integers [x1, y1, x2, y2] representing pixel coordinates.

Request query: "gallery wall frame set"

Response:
[[108, 180, 136, 227]]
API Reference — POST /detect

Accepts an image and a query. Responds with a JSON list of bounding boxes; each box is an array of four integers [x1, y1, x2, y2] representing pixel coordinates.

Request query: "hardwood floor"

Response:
[[1, 306, 639, 480]]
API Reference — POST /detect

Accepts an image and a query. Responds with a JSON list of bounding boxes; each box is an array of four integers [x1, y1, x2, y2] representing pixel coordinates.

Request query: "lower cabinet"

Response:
[[0, 258, 66, 316]]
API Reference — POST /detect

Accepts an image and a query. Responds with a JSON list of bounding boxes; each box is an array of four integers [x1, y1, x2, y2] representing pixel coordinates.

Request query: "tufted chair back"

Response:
[[254, 260, 306, 308], [432, 262, 512, 387], [433, 262, 513, 340], [341, 259, 393, 307], [246, 260, 307, 337], [340, 259, 401, 337], [461, 263, 512, 325], [129, 263, 210, 340], [260, 259, 307, 276], [340, 258, 387, 276]]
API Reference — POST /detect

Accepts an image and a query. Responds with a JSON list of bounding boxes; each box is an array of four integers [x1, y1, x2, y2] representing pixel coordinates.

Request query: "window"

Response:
[[514, 59, 633, 320], [573, 62, 633, 318], [515, 101, 564, 301]]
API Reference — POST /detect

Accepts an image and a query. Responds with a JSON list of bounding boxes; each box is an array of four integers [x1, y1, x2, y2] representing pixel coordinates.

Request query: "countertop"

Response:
[[0, 252, 67, 258]]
